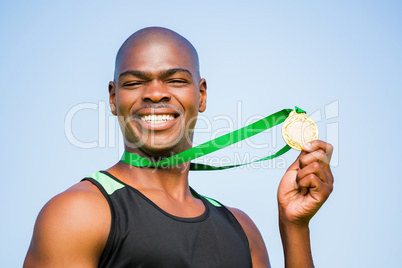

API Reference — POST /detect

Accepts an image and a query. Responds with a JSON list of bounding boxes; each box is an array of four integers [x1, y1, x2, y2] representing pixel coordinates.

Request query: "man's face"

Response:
[[110, 40, 206, 157]]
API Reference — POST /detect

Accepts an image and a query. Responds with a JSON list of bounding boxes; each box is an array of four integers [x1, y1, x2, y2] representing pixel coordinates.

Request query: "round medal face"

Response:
[[282, 111, 319, 150]]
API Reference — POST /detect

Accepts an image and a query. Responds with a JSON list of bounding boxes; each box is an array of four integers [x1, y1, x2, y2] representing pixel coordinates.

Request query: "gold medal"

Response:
[[282, 110, 319, 150]]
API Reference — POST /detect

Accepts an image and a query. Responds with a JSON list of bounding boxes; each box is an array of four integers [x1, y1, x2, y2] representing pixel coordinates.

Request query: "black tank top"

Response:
[[83, 171, 252, 268]]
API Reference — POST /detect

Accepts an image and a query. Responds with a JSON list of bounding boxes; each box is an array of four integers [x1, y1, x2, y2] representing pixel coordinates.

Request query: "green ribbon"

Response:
[[121, 107, 306, 170]]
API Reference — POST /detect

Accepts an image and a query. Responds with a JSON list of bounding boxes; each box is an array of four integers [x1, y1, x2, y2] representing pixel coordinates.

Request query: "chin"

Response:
[[131, 137, 190, 158], [124, 126, 194, 158]]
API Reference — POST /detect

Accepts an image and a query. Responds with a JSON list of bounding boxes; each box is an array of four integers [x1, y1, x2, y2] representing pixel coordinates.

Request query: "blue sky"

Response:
[[1, 0, 401, 267]]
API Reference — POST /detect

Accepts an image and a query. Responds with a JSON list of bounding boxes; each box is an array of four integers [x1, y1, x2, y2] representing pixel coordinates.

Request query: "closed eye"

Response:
[[123, 81, 146, 87], [168, 79, 188, 85]]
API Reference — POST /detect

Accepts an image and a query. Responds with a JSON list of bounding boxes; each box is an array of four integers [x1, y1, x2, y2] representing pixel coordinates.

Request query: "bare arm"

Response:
[[23, 181, 110, 268]]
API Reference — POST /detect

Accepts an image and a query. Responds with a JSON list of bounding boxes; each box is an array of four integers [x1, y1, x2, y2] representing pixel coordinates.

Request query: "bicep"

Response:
[[228, 207, 271, 268], [24, 188, 109, 268]]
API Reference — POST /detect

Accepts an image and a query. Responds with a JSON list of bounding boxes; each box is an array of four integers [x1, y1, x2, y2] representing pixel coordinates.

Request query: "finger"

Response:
[[298, 174, 333, 198], [299, 143, 333, 178], [297, 161, 329, 184], [299, 149, 329, 169], [302, 140, 333, 163], [299, 158, 334, 184]]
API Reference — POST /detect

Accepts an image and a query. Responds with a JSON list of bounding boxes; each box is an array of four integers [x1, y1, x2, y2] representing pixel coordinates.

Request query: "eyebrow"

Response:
[[160, 68, 192, 78], [118, 68, 192, 80]]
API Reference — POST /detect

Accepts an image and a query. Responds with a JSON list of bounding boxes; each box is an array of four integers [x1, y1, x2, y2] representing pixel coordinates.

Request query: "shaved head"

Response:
[[114, 27, 200, 82], [108, 26, 207, 155]]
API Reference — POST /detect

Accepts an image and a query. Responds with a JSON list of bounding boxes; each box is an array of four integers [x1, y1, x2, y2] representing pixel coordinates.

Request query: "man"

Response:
[[24, 27, 334, 268]]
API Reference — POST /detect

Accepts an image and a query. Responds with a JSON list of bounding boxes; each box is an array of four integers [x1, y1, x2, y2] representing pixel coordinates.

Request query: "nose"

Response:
[[142, 81, 171, 103]]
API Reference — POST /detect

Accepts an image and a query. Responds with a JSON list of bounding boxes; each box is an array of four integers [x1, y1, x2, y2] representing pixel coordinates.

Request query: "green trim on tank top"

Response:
[[90, 171, 222, 207], [89, 172, 125, 195], [190, 188, 222, 207], [200, 196, 222, 207]]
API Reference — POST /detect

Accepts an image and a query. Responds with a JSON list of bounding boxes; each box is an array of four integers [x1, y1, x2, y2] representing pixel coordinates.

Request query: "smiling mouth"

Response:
[[140, 114, 176, 124]]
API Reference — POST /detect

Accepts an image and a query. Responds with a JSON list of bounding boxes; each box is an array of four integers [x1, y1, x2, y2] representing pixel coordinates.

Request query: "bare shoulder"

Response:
[[226, 207, 264, 245], [23, 181, 110, 268], [227, 206, 271, 268]]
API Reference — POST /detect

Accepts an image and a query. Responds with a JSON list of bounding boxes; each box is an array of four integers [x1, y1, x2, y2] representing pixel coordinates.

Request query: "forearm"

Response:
[[279, 214, 314, 268]]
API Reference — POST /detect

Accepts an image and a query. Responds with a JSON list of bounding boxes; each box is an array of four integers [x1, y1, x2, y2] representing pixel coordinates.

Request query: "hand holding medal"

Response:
[[277, 108, 333, 231]]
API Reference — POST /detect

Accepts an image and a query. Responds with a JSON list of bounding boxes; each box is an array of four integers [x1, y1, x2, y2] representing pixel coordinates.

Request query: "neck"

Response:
[[107, 158, 192, 200]]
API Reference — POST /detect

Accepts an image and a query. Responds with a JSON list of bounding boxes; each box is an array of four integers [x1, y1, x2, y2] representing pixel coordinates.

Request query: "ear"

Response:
[[198, 78, 207, 113], [108, 81, 117, 116]]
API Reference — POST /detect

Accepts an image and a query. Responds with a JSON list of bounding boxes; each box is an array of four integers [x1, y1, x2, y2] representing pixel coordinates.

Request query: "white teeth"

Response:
[[140, 114, 175, 123]]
